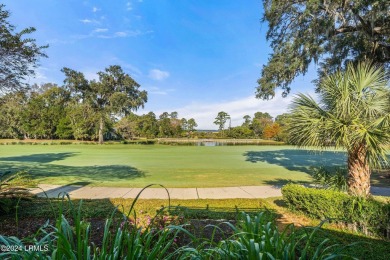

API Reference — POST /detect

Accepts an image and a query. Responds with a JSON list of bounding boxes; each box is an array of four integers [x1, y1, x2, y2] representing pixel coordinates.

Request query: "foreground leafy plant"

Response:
[[178, 212, 355, 259]]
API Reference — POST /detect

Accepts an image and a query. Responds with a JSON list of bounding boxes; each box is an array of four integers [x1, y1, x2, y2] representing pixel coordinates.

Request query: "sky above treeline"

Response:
[[4, 0, 316, 129]]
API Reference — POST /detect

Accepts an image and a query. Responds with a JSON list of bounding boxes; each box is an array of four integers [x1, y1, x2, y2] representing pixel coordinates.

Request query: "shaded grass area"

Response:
[[1, 197, 389, 259]]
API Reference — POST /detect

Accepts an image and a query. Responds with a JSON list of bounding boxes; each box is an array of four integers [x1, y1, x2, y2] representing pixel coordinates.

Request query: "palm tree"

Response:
[[214, 111, 230, 137], [289, 62, 390, 197]]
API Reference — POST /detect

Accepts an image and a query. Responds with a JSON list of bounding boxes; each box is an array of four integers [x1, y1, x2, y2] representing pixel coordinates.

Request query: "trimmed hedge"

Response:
[[282, 184, 390, 238]]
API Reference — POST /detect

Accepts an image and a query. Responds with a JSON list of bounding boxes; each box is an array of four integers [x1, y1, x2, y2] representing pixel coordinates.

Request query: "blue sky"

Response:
[[4, 0, 316, 129]]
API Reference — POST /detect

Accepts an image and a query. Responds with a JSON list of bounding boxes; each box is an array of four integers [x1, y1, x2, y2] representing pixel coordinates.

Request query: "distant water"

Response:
[[163, 141, 279, 146]]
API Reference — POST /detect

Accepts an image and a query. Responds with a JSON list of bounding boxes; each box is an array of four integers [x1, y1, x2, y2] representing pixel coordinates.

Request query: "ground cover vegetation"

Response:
[[1, 195, 389, 259]]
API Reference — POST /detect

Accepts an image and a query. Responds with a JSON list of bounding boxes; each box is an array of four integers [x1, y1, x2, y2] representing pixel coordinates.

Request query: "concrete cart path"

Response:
[[28, 184, 390, 200]]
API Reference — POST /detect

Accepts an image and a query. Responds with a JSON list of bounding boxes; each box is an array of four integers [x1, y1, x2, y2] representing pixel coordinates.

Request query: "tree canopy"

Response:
[[257, 0, 390, 99], [0, 4, 47, 92], [62, 65, 147, 144]]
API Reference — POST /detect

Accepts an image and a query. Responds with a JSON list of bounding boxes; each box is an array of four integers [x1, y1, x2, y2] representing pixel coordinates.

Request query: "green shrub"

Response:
[[282, 184, 390, 237], [59, 141, 73, 145]]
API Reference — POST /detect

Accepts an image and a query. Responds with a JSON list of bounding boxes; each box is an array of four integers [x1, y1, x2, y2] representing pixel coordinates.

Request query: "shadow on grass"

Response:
[[244, 150, 390, 187], [0, 162, 147, 183], [0, 153, 78, 163], [35, 181, 92, 198], [244, 149, 347, 174], [261, 178, 312, 187]]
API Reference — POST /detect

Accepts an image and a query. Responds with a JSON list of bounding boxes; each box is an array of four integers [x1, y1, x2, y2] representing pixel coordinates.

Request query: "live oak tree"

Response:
[[0, 4, 47, 92], [0, 91, 27, 138], [115, 113, 140, 140], [66, 102, 98, 141], [257, 0, 390, 99], [21, 85, 70, 139], [62, 65, 147, 144], [289, 62, 390, 197]]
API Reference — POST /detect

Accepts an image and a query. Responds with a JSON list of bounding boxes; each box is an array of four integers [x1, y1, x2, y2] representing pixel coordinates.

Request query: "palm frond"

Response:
[[289, 61, 390, 169]]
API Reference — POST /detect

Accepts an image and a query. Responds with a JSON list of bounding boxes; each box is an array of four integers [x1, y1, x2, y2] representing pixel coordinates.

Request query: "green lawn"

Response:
[[0, 144, 387, 187]]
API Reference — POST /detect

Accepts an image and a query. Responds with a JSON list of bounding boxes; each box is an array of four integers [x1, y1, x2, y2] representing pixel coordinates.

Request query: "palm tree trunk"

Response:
[[347, 144, 371, 197], [98, 117, 104, 144]]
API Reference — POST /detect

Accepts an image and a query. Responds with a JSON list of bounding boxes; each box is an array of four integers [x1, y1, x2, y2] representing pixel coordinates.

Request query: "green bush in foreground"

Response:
[[282, 184, 390, 237], [0, 193, 355, 259]]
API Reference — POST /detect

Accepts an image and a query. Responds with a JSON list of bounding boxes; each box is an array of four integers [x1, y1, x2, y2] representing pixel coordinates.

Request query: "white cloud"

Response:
[[94, 30, 151, 39], [80, 19, 100, 24], [92, 7, 100, 12], [148, 69, 170, 81], [93, 28, 108, 33], [115, 31, 129, 37], [163, 92, 299, 129], [75, 29, 151, 40]]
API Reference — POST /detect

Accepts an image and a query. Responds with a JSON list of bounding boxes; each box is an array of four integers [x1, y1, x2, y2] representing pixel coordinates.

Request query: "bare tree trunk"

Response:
[[347, 144, 371, 197], [98, 117, 104, 144]]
